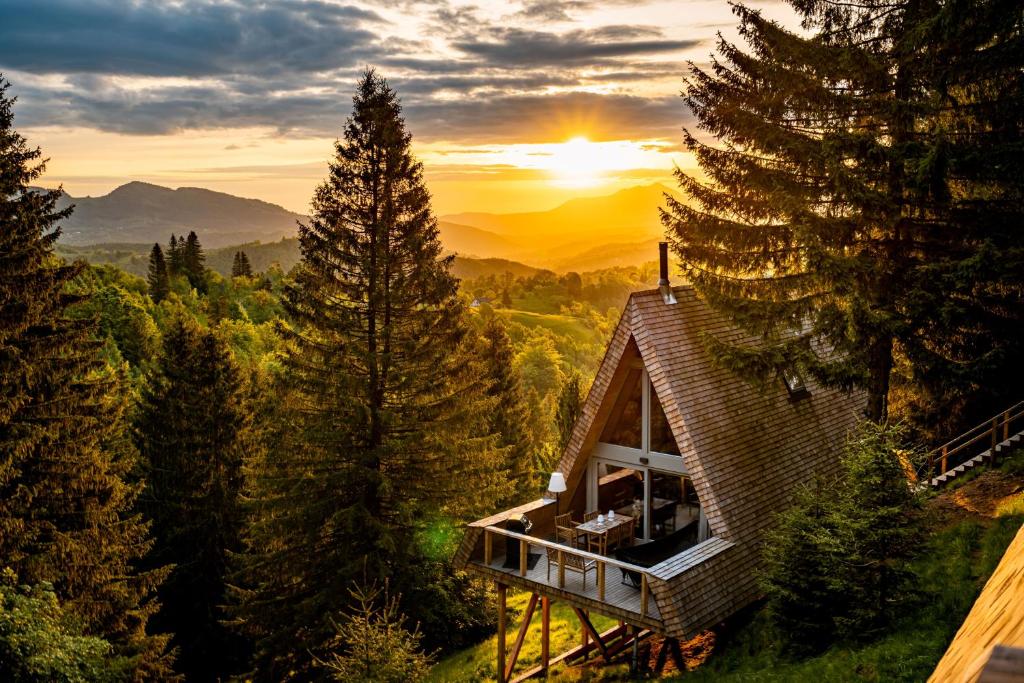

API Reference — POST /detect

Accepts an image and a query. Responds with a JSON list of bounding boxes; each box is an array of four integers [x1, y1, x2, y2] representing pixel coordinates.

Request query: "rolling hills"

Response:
[[47, 180, 679, 271]]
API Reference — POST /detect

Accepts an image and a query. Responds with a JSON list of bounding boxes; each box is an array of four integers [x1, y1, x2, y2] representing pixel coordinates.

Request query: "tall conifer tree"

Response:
[[0, 76, 171, 676], [135, 316, 250, 681], [663, 0, 1024, 423], [147, 242, 170, 303], [182, 230, 207, 293], [238, 70, 503, 679], [167, 233, 183, 276], [481, 315, 537, 504]]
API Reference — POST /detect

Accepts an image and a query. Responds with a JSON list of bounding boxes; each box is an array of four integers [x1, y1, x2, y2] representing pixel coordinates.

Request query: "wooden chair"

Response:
[[586, 529, 608, 556], [613, 517, 636, 549], [545, 545, 597, 588], [583, 510, 600, 522], [555, 513, 583, 548]]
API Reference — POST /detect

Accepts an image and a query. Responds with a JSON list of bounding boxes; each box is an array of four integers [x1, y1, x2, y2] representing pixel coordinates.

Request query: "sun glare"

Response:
[[546, 136, 605, 187]]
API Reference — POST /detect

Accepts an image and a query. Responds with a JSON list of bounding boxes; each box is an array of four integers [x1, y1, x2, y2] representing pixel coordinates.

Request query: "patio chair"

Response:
[[545, 545, 597, 589], [555, 513, 585, 548]]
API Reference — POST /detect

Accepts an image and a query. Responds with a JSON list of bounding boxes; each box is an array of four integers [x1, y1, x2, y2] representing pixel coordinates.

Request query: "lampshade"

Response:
[[547, 472, 567, 494]]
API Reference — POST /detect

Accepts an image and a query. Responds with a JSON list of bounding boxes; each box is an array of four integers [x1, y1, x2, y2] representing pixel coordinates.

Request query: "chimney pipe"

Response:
[[658, 241, 677, 305], [658, 242, 670, 286]]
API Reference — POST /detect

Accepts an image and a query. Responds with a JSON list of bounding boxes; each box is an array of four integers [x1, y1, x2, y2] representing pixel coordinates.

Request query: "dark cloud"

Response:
[[1, 0, 700, 143], [453, 26, 699, 67], [0, 0, 384, 77]]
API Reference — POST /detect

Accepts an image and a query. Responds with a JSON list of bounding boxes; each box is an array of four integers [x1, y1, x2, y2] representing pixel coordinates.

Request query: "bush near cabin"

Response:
[[761, 423, 923, 653]]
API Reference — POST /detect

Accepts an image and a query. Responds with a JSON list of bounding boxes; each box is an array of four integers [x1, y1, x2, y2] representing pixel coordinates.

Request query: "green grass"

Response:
[[664, 515, 1024, 682], [505, 310, 603, 346], [427, 588, 621, 682]]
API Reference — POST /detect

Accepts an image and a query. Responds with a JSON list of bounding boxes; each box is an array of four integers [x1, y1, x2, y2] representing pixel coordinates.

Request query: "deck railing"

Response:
[[480, 525, 654, 618], [926, 399, 1024, 477]]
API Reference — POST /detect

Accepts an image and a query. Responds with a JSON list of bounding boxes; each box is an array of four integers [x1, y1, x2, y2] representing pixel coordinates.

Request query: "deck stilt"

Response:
[[572, 607, 608, 658], [541, 596, 550, 674], [504, 593, 539, 682], [497, 582, 507, 682]]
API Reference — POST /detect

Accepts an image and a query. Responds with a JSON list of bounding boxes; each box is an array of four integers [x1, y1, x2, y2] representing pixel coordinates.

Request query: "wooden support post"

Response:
[[505, 593, 538, 682], [1004, 411, 1011, 441], [485, 529, 493, 566], [581, 610, 589, 663], [641, 574, 649, 617], [572, 607, 608, 659], [557, 550, 565, 588], [940, 445, 948, 474], [541, 597, 550, 675], [631, 625, 639, 674], [497, 582, 507, 683], [993, 418, 999, 450], [519, 539, 528, 577], [598, 561, 606, 601]]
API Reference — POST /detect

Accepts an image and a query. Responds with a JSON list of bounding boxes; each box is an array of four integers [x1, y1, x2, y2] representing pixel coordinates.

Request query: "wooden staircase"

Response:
[[927, 400, 1024, 488]]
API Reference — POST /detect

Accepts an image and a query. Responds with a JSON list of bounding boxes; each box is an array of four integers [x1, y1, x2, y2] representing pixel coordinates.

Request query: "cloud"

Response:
[[1, 0, 700, 144], [453, 26, 700, 67], [0, 0, 384, 78]]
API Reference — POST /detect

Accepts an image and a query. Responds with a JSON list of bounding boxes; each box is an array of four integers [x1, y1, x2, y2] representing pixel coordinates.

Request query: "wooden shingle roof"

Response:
[[555, 286, 865, 637]]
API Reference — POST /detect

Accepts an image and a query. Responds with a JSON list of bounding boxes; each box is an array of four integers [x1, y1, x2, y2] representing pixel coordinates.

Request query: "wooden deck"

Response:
[[469, 545, 663, 632]]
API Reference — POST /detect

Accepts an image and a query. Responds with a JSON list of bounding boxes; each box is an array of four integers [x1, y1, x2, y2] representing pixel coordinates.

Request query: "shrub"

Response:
[[761, 422, 923, 654]]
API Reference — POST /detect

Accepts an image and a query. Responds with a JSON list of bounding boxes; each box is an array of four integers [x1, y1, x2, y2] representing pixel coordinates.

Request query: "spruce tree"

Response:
[[181, 230, 207, 293], [231, 250, 253, 278], [167, 233, 183, 276], [481, 315, 537, 504], [135, 316, 250, 681], [0, 76, 171, 676], [238, 70, 503, 679], [147, 242, 170, 303], [555, 370, 584, 452], [663, 0, 1024, 423]]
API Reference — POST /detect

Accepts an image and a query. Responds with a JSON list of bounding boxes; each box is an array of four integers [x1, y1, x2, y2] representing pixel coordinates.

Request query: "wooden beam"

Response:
[[641, 574, 649, 616], [505, 593, 539, 682], [497, 583, 507, 683], [484, 529, 493, 565], [541, 597, 550, 674], [572, 607, 608, 658], [510, 624, 626, 683], [519, 538, 528, 577]]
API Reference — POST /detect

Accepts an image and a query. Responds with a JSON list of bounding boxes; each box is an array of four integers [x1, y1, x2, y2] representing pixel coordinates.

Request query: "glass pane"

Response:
[[598, 368, 642, 449], [649, 381, 680, 455], [648, 471, 700, 544]]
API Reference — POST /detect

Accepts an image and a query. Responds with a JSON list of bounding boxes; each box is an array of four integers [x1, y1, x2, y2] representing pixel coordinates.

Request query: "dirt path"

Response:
[[926, 469, 1024, 529]]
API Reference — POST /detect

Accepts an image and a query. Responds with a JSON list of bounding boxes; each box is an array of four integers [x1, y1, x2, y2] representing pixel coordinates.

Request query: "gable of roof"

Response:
[[557, 285, 865, 544]]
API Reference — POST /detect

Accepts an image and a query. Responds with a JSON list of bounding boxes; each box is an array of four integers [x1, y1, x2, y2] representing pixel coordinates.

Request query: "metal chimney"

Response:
[[658, 241, 677, 304]]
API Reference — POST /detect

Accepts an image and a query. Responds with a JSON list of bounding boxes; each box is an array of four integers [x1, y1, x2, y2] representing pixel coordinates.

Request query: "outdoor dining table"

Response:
[[575, 513, 634, 555]]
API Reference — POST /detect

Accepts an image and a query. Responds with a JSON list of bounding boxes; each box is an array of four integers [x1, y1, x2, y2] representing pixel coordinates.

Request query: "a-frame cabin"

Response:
[[454, 248, 864, 679]]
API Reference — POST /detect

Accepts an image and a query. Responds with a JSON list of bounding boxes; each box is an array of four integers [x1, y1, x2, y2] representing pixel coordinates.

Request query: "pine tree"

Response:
[[555, 370, 585, 452], [181, 230, 207, 293], [0, 76, 171, 675], [663, 0, 1024, 423], [231, 250, 253, 278], [237, 70, 504, 679], [167, 233, 183, 276], [481, 315, 537, 504], [147, 242, 170, 303], [135, 316, 250, 681]]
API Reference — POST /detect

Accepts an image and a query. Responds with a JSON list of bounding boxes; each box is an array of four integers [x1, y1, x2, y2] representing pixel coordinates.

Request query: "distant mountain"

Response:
[[437, 221, 521, 260], [48, 180, 679, 271], [440, 183, 678, 266], [45, 182, 306, 248]]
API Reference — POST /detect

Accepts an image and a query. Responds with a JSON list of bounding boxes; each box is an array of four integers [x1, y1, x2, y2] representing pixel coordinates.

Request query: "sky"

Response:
[[0, 0, 799, 215]]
